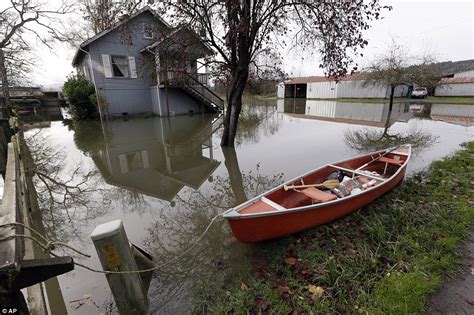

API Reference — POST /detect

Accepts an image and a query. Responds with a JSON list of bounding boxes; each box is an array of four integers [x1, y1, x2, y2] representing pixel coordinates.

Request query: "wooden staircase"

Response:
[[159, 71, 224, 113]]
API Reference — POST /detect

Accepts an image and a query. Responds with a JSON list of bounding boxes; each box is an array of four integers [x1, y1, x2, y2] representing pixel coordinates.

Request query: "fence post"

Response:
[[90, 220, 149, 314]]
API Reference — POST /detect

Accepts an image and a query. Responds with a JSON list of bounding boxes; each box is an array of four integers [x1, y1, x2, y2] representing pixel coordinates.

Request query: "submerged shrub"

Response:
[[63, 73, 97, 119]]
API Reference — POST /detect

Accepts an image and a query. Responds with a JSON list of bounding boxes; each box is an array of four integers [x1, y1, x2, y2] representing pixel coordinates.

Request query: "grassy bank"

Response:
[[243, 94, 278, 101], [202, 142, 474, 314], [426, 96, 474, 105]]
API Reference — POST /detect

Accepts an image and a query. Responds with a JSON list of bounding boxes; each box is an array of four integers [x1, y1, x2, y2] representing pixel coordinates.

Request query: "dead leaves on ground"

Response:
[[285, 257, 298, 265], [276, 285, 291, 295], [308, 284, 325, 300], [250, 219, 364, 311]]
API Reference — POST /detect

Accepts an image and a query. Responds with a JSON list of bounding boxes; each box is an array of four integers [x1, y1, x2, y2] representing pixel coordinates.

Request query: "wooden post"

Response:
[[90, 220, 149, 314]]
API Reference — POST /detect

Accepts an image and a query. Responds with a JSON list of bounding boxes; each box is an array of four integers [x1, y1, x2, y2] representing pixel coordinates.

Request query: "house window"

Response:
[[111, 56, 129, 78], [143, 23, 153, 39]]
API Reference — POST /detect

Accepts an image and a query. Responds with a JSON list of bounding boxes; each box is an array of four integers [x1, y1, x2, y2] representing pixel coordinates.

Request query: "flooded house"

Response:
[[277, 74, 409, 99], [71, 7, 224, 117]]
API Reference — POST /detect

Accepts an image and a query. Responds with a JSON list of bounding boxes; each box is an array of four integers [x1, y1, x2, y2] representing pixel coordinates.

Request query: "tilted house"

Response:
[[72, 7, 223, 117]]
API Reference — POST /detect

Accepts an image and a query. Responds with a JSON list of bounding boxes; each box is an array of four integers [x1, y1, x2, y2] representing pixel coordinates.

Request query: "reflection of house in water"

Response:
[[277, 99, 413, 127], [92, 114, 222, 201], [430, 104, 474, 127]]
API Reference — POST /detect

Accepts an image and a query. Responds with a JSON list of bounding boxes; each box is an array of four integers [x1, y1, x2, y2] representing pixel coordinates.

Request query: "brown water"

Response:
[[27, 99, 474, 314]]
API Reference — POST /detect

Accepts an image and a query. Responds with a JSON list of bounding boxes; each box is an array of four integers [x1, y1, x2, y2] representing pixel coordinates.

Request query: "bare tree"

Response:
[[408, 54, 443, 96], [153, 1, 390, 147], [364, 41, 443, 110], [0, 41, 33, 86], [0, 0, 74, 111], [80, 0, 142, 35]]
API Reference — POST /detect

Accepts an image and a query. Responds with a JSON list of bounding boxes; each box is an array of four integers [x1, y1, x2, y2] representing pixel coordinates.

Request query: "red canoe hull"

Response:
[[226, 149, 409, 243]]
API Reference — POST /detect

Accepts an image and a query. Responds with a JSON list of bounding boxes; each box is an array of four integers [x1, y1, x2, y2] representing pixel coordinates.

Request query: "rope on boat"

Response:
[[0, 212, 224, 275]]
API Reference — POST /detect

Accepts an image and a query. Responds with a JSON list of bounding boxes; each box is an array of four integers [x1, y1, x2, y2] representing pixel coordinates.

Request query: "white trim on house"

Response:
[[72, 7, 171, 66], [128, 56, 138, 78], [102, 54, 113, 78]]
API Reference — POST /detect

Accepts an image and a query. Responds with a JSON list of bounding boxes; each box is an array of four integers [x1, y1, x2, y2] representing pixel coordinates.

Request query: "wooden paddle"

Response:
[[284, 179, 340, 191]]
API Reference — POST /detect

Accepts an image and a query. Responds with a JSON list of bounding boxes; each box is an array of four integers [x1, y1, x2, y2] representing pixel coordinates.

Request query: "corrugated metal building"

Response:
[[435, 76, 474, 96], [454, 70, 474, 77], [278, 74, 408, 99]]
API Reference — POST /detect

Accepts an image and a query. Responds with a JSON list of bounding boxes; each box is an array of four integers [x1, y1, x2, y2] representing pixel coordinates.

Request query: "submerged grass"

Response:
[[200, 142, 474, 314]]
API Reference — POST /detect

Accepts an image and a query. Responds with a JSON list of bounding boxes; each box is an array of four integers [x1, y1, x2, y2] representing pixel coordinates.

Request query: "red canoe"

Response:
[[223, 145, 411, 243]]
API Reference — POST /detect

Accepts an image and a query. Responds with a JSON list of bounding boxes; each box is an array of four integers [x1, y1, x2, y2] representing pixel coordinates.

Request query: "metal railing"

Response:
[[159, 70, 224, 110], [159, 71, 209, 86]]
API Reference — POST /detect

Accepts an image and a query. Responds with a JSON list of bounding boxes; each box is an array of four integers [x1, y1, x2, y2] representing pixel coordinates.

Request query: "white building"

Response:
[[454, 70, 474, 77], [277, 74, 408, 99], [435, 76, 474, 96]]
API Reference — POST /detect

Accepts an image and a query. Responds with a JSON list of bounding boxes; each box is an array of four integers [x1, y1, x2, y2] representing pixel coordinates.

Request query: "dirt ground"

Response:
[[427, 224, 474, 314]]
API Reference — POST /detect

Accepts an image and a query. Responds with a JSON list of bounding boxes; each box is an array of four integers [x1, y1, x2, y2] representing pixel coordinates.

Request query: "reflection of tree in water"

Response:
[[143, 152, 284, 313], [344, 109, 438, 153], [217, 104, 282, 145], [25, 130, 112, 243], [25, 126, 144, 246]]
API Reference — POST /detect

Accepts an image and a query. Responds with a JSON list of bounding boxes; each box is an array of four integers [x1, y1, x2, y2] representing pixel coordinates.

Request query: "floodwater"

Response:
[[27, 99, 473, 314]]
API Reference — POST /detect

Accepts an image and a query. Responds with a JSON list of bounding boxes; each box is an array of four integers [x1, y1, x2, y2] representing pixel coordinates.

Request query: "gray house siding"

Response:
[[75, 10, 218, 117], [157, 88, 209, 115], [150, 86, 161, 114], [85, 12, 163, 115]]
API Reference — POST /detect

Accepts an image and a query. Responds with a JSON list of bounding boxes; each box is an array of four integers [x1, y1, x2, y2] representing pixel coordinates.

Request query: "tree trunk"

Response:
[[389, 85, 395, 111], [222, 147, 247, 205], [381, 108, 393, 138], [220, 69, 249, 147], [0, 48, 12, 117]]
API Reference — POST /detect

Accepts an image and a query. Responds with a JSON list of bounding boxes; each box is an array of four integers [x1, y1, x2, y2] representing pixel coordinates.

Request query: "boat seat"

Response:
[[378, 156, 404, 166], [239, 200, 279, 214], [300, 187, 337, 203]]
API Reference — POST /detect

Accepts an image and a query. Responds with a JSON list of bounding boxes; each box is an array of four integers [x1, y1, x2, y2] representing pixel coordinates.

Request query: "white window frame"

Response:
[[142, 23, 153, 39]]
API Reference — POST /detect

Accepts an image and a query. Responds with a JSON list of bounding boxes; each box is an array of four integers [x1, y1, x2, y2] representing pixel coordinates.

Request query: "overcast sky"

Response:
[[28, 0, 474, 87]]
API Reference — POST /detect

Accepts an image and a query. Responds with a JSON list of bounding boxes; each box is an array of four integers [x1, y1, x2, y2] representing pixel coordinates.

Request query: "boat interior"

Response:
[[239, 147, 410, 215]]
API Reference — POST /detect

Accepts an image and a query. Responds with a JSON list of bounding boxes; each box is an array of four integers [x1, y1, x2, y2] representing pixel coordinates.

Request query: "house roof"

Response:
[[285, 73, 368, 84], [439, 76, 474, 84], [140, 25, 213, 56], [72, 7, 171, 66]]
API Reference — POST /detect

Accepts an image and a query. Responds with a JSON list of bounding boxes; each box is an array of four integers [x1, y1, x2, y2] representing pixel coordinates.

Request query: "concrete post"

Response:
[[90, 220, 149, 314]]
